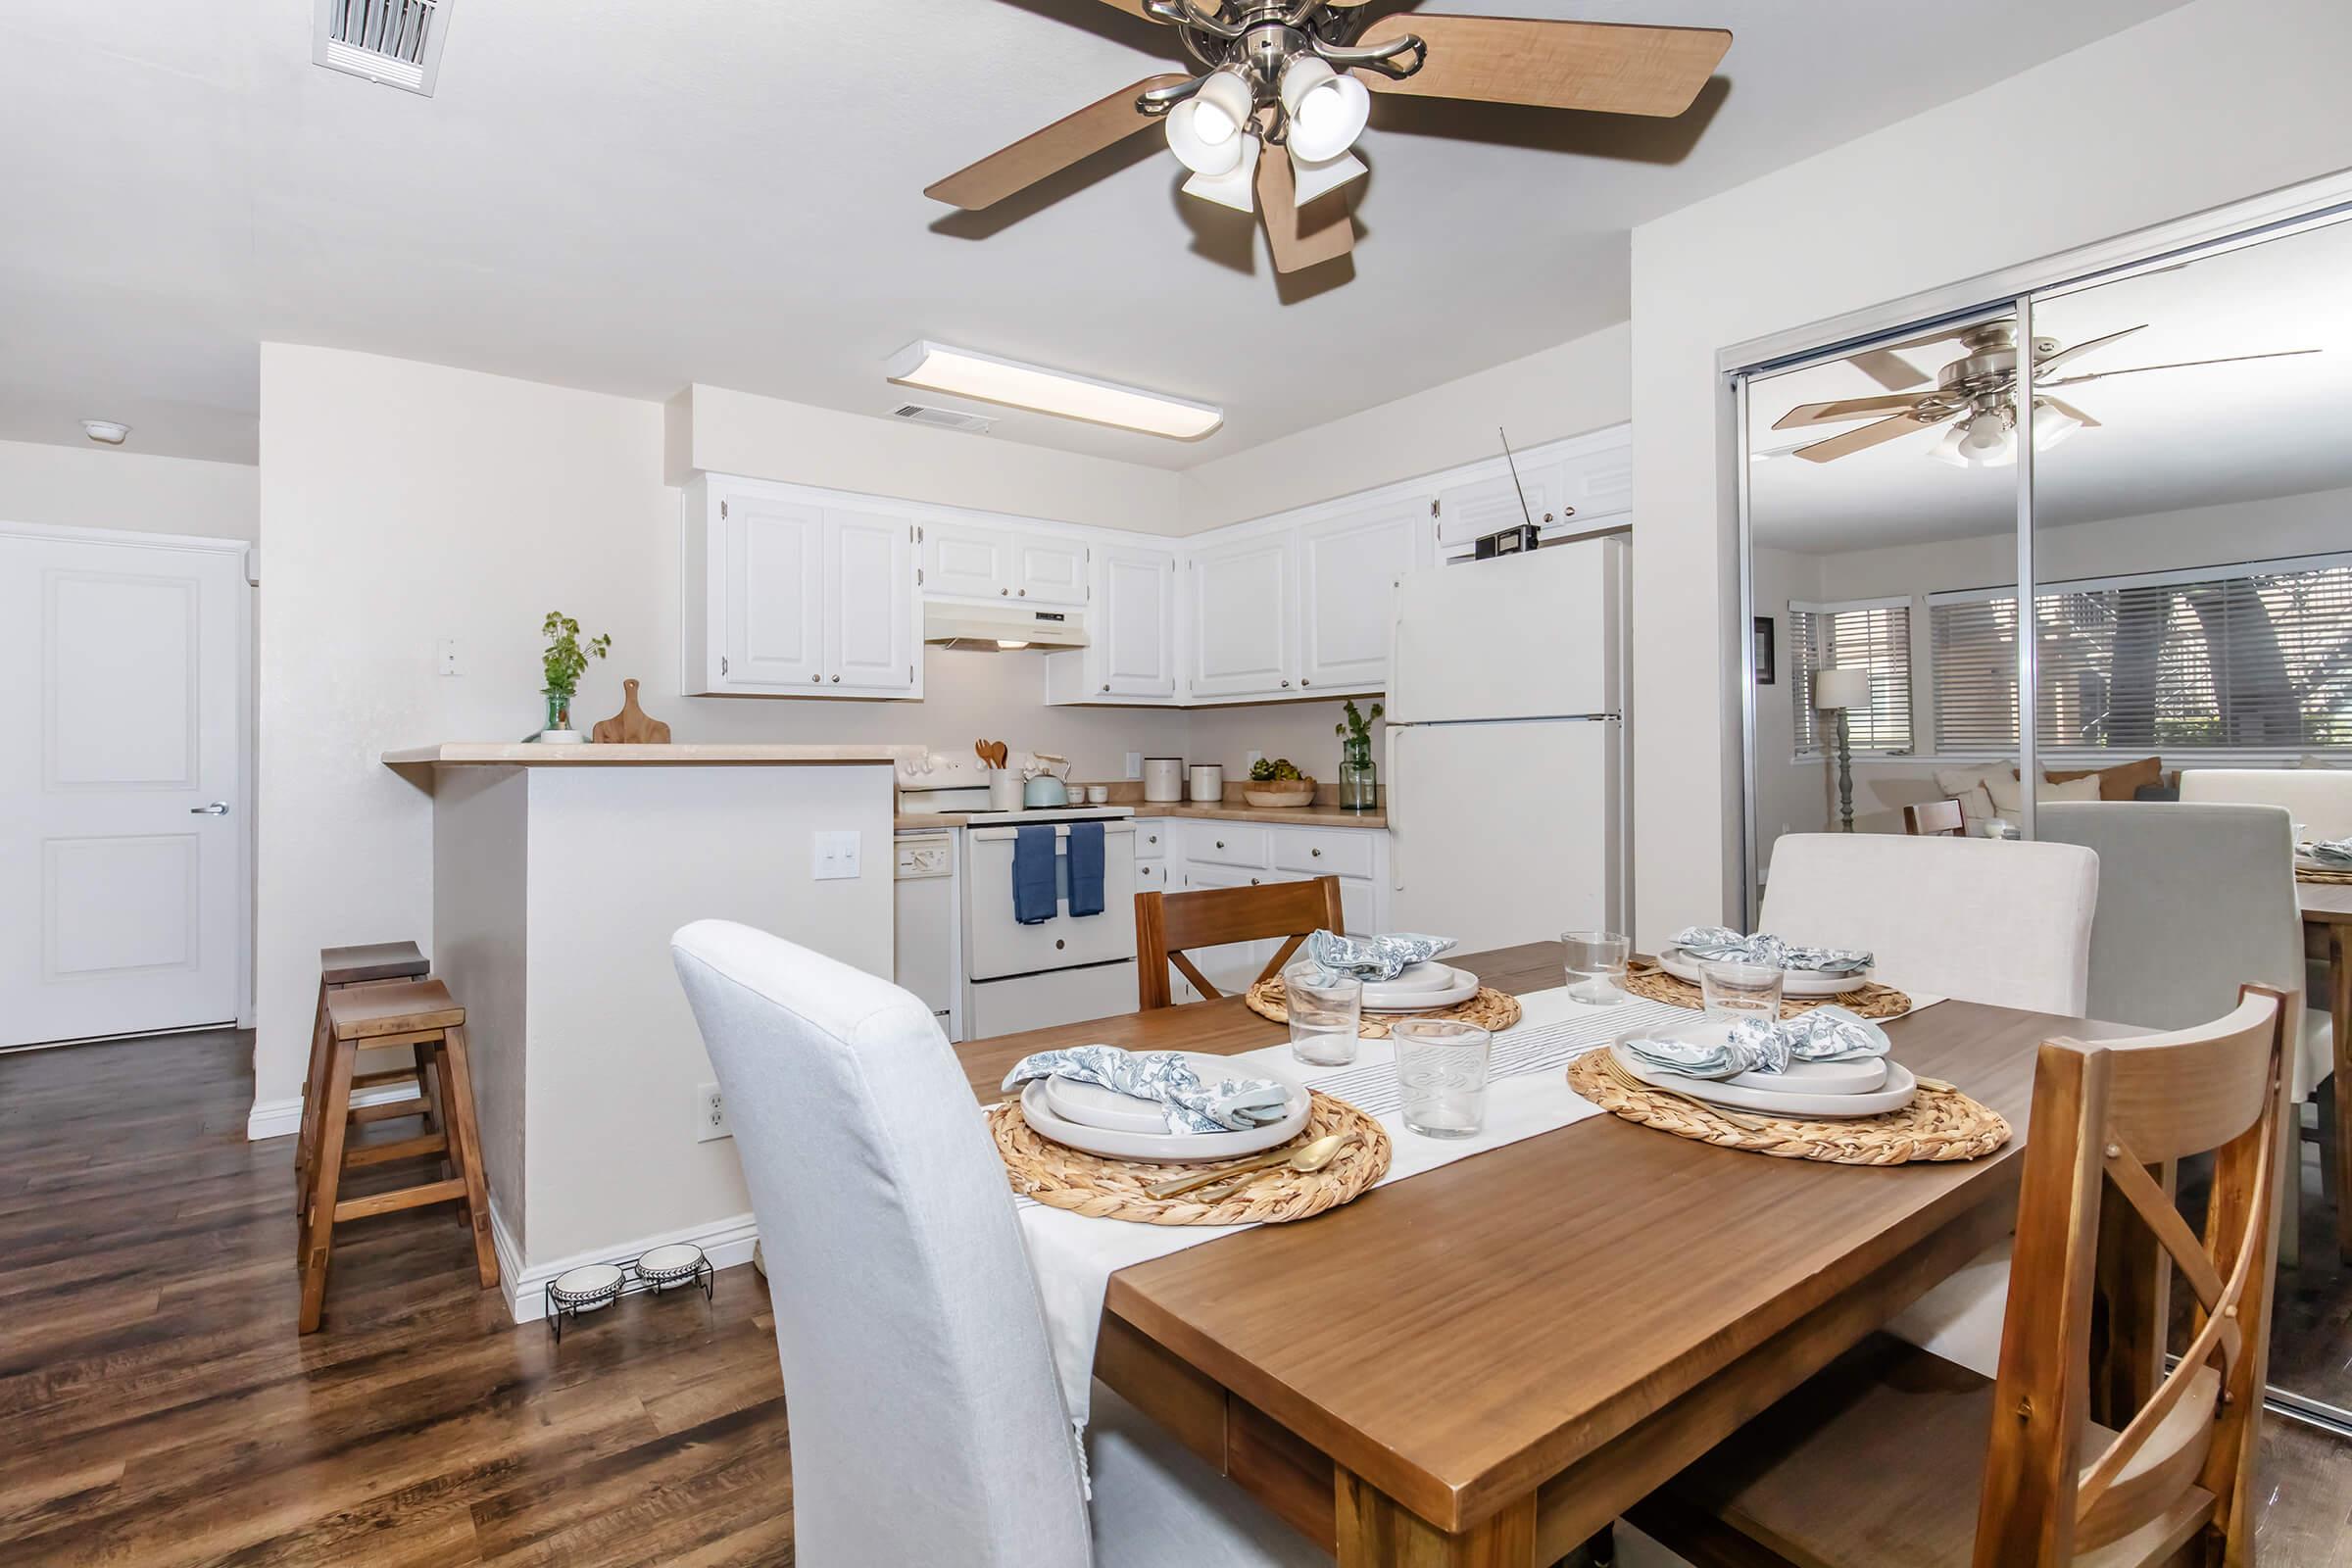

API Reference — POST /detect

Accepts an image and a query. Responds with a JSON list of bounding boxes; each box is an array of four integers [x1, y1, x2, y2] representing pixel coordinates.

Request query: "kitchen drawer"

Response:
[[1271, 828, 1375, 880], [1180, 822, 1270, 869], [1133, 820, 1171, 857], [1135, 859, 1168, 891]]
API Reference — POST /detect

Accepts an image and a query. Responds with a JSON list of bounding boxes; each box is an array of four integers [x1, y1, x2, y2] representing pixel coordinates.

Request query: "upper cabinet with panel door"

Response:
[[1189, 532, 1297, 700], [683, 475, 922, 699], [1045, 543, 1178, 705], [919, 519, 1087, 607], [1434, 425, 1632, 553], [1298, 500, 1427, 693]]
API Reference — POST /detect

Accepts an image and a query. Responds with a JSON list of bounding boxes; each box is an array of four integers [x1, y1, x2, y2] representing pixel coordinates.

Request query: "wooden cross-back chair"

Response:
[[1905, 797, 1968, 837], [1634, 983, 2292, 1568], [1134, 876, 1347, 1010]]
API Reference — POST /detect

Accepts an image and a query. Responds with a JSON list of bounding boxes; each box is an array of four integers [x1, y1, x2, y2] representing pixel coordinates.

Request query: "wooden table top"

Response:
[[2300, 879, 2352, 924], [955, 942, 2132, 1535]]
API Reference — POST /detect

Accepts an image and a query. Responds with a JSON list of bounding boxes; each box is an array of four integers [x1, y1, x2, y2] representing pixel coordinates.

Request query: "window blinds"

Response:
[[1789, 600, 1913, 756], [1930, 553, 2352, 754]]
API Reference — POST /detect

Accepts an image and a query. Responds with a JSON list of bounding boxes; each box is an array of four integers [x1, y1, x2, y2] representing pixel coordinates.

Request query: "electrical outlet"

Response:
[[696, 1081, 730, 1142], [1125, 752, 1142, 780], [811, 829, 862, 881], [435, 638, 463, 676]]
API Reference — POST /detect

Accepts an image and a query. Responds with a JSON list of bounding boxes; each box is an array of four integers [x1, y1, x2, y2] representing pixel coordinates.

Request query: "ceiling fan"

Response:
[[926, 2, 1732, 274], [1772, 321, 2322, 466]]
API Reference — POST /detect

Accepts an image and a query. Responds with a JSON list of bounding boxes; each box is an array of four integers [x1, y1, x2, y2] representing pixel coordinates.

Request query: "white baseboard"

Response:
[[244, 1079, 433, 1142], [491, 1199, 760, 1325]]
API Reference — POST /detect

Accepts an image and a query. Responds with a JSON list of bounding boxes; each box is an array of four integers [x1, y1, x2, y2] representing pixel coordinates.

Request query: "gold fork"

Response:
[[1594, 1051, 1772, 1133]]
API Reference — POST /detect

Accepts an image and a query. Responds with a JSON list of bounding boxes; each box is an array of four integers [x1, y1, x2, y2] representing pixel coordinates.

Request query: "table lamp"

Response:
[[1814, 667, 1871, 833]]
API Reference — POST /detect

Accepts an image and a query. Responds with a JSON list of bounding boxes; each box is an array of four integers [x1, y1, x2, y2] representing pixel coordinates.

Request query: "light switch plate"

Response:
[[1125, 752, 1142, 780], [435, 638, 463, 676], [812, 829, 862, 881]]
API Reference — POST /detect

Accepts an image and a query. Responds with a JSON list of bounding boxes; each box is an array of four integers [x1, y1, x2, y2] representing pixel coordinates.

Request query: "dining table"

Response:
[[2302, 879, 2352, 1260], [955, 940, 2135, 1567]]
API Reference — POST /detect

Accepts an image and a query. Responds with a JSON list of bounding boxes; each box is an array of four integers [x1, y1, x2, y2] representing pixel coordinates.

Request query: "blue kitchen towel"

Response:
[[1012, 824, 1059, 924], [1066, 821, 1105, 917]]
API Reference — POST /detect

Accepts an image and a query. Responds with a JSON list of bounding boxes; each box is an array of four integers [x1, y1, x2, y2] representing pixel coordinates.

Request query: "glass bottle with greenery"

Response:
[[540, 612, 611, 734], [1335, 698, 1383, 811]]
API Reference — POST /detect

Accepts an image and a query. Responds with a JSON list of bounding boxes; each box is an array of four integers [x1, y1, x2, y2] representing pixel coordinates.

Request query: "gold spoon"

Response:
[[1187, 1135, 1353, 1205], [1146, 1134, 1346, 1201]]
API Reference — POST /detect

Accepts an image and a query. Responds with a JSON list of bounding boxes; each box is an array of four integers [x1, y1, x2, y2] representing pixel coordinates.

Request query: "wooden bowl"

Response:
[[1243, 779, 1317, 808]]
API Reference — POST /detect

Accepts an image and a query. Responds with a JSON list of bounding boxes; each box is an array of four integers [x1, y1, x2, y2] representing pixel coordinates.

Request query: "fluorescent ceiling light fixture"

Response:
[[80, 419, 130, 445], [887, 341, 1223, 441]]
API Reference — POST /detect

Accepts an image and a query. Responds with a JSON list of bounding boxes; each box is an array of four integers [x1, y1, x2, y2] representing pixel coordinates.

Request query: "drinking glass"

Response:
[[1561, 929, 1631, 1004], [1286, 963, 1362, 1067], [1699, 960, 1785, 1024], [1392, 1017, 1494, 1139]]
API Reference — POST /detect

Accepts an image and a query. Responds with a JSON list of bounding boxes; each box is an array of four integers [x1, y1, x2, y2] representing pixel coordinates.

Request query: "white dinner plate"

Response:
[[1044, 1072, 1180, 1134], [1362, 965, 1480, 1011], [1020, 1062, 1310, 1163], [1659, 947, 1871, 998], [1610, 1042, 1917, 1118]]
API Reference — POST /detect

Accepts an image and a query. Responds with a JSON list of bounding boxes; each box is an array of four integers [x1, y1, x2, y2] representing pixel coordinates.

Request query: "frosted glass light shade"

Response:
[[1281, 57, 1371, 162], [1289, 145, 1366, 205], [1814, 667, 1871, 710], [1168, 69, 1255, 175], [1182, 130, 1259, 213]]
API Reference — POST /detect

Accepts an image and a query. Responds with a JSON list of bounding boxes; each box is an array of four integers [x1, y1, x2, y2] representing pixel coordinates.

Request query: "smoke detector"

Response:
[[891, 403, 995, 436], [314, 0, 453, 96], [81, 420, 130, 446]]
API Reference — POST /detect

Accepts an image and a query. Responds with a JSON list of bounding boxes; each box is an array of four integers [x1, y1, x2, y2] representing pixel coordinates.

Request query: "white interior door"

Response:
[[0, 530, 244, 1048]]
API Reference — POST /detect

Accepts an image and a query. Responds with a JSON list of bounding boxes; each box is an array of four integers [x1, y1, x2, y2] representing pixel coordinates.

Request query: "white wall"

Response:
[[1630, 0, 2352, 946], [1176, 323, 1632, 533], [1749, 546, 1829, 860], [674, 383, 1183, 534], [0, 438, 257, 542]]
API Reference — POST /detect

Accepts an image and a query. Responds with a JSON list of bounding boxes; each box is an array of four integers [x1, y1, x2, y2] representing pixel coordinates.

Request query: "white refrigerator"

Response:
[[1385, 538, 1630, 955]]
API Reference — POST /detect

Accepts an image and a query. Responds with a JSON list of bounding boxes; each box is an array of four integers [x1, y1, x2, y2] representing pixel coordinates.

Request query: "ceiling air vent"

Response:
[[891, 403, 995, 436], [314, 0, 452, 96]]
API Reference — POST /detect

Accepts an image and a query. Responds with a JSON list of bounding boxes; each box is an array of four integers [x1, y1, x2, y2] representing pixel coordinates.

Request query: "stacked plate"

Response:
[[1657, 948, 1871, 997], [1360, 961, 1479, 1012], [1021, 1052, 1311, 1163], [1609, 1018, 1917, 1119]]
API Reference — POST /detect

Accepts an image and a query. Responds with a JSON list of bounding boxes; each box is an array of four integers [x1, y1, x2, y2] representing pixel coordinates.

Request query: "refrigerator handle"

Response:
[[1385, 725, 1403, 893]]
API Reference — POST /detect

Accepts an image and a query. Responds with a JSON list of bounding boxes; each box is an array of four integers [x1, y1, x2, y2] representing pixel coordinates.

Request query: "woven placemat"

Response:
[[1243, 976, 1523, 1039], [990, 1092, 1392, 1225], [1566, 1049, 2009, 1164], [1620, 964, 1915, 1021], [2297, 865, 2352, 886]]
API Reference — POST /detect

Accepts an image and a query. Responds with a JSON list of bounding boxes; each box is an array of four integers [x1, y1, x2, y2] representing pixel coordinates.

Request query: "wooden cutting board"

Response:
[[590, 678, 671, 745]]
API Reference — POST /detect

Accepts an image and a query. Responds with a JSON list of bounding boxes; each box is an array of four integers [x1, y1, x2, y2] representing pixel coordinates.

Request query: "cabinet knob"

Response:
[[1280, 679, 1291, 688], [1149, 835, 1157, 845], [1250, 877, 1260, 886], [1102, 684, 1109, 693], [1055, 939, 1065, 950], [1018, 588, 1027, 597], [810, 673, 819, 684], [1215, 840, 1225, 849], [1300, 679, 1310, 687], [831, 674, 841, 683], [1001, 587, 1010, 596], [1311, 848, 1321, 858]]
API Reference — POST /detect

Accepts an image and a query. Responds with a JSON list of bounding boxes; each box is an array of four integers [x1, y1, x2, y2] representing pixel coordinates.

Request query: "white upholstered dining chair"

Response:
[[1757, 833, 2101, 1377], [669, 919, 1329, 1568], [2180, 765, 2352, 840]]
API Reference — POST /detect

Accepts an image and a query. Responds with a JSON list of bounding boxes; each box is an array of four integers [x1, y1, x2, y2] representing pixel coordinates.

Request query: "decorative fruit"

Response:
[[1250, 758, 1278, 781]]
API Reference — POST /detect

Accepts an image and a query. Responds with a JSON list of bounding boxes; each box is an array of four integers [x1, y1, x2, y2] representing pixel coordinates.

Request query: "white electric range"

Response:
[[896, 752, 1139, 1040]]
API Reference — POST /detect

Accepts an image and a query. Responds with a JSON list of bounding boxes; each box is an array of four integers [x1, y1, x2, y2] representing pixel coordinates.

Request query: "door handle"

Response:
[[191, 802, 230, 816]]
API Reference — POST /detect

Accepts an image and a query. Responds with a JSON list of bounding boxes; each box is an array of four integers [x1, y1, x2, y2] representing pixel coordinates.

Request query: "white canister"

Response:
[[1189, 763, 1225, 804], [988, 771, 1024, 811], [1142, 757, 1185, 804], [1085, 785, 1110, 805]]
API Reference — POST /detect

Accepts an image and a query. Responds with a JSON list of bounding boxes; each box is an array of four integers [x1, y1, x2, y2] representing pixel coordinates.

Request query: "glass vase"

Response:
[[543, 688, 575, 734], [1339, 738, 1377, 812]]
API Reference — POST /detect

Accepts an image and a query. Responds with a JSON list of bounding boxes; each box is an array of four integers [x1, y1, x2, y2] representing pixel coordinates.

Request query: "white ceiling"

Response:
[[0, 0, 2194, 467], [1749, 212, 2352, 555]]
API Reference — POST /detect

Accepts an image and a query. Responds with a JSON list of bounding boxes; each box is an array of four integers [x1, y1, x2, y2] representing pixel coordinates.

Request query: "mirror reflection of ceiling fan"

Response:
[[1771, 321, 2322, 466], [926, 2, 1732, 275]]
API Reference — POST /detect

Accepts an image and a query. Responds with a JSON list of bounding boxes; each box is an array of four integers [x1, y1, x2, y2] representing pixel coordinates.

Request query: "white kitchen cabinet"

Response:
[[1435, 424, 1632, 551], [683, 476, 921, 698], [920, 522, 1012, 601], [1047, 544, 1177, 704], [1189, 534, 1296, 700], [1298, 501, 1425, 694], [1015, 536, 1089, 607]]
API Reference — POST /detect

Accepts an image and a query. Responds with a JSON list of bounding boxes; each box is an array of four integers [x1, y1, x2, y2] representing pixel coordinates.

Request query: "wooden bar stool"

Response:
[[299, 979, 498, 1333], [294, 942, 436, 1214]]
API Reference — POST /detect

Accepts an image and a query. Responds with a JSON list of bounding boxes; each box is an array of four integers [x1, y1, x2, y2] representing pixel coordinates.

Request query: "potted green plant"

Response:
[[539, 612, 611, 743], [1334, 698, 1383, 812]]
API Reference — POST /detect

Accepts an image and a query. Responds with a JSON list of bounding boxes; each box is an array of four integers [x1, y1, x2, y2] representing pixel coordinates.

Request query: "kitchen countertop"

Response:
[[895, 801, 1385, 831], [385, 743, 907, 768]]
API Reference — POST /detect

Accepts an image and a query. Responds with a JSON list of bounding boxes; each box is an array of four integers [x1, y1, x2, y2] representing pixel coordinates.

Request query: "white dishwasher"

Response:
[[893, 831, 959, 1039]]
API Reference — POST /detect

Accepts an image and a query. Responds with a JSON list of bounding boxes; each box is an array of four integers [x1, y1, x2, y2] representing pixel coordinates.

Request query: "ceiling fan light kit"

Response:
[[926, 2, 1731, 277], [885, 340, 1224, 441]]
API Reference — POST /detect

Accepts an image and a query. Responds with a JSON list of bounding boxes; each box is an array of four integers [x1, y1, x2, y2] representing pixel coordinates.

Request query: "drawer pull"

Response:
[[1250, 877, 1260, 886], [1311, 848, 1321, 858], [1215, 840, 1225, 849], [1055, 939, 1065, 950]]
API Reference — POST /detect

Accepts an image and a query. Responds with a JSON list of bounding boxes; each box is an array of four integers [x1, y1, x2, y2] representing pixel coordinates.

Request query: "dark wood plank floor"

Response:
[[5, 1028, 2349, 1565], [0, 1029, 793, 1566]]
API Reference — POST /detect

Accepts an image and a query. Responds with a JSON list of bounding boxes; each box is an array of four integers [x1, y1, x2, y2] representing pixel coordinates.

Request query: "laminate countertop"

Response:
[[894, 802, 1386, 831], [384, 743, 907, 767]]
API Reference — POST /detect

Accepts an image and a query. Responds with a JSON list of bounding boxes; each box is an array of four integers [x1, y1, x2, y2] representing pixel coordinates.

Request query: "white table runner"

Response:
[[1012, 985, 1697, 1427]]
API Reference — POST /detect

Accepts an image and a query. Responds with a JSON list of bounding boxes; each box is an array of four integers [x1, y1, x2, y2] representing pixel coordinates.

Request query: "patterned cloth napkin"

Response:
[[1619, 1005, 1889, 1080], [1003, 1045, 1290, 1134], [2305, 836, 2352, 869], [1302, 929, 1457, 983], [1669, 925, 1875, 974]]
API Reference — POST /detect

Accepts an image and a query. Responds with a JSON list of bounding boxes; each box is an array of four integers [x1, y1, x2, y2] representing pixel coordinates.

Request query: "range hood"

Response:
[[922, 602, 1088, 651]]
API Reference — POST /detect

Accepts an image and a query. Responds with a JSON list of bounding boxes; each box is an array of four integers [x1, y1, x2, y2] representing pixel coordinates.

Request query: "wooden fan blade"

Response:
[[1257, 150, 1354, 273], [1794, 410, 1954, 464], [2032, 324, 2146, 377], [1848, 349, 1933, 392], [925, 74, 1190, 210], [2044, 348, 2321, 387], [1356, 16, 1730, 117], [1772, 393, 1934, 430], [2038, 397, 2101, 429]]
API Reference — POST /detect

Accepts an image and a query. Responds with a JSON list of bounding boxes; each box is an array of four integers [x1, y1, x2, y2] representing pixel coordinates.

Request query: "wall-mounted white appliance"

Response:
[[1385, 539, 1631, 955], [922, 602, 1088, 650]]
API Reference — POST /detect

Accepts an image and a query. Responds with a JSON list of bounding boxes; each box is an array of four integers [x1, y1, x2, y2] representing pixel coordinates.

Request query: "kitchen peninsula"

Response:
[[383, 743, 903, 1318]]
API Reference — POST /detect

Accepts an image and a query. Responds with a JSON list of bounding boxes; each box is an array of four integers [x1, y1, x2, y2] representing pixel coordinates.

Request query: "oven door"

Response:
[[963, 822, 1137, 980]]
